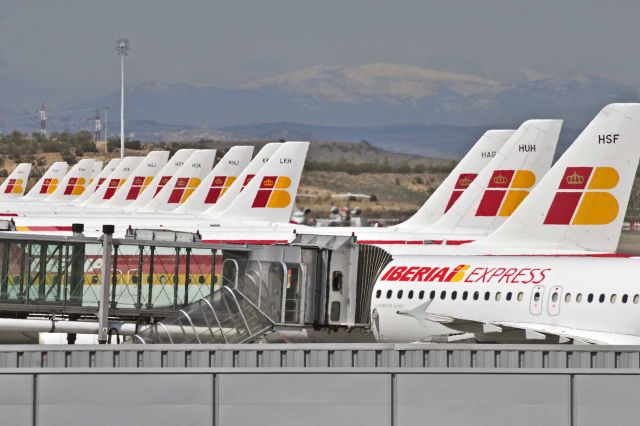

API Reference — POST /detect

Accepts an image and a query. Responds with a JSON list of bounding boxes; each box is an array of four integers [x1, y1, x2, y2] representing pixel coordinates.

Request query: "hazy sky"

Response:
[[2, 0, 640, 103]]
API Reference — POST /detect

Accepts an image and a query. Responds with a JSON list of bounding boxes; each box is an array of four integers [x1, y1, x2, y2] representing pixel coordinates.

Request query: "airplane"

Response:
[[370, 103, 640, 345], [6, 119, 559, 245], [19, 162, 67, 201], [0, 163, 31, 199]]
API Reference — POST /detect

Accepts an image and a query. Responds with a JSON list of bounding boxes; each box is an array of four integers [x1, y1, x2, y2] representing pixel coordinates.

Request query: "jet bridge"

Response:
[[133, 234, 392, 343], [0, 227, 391, 344]]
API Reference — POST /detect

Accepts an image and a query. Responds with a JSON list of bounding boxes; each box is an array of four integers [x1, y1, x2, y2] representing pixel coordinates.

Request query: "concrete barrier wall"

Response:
[[0, 344, 638, 425], [0, 370, 639, 426]]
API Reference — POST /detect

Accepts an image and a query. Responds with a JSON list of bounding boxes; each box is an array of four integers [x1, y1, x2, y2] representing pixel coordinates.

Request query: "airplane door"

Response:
[[529, 285, 544, 315], [547, 286, 562, 316]]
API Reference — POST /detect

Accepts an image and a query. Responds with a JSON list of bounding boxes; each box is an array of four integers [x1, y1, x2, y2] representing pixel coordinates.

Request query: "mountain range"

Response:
[[0, 63, 637, 158]]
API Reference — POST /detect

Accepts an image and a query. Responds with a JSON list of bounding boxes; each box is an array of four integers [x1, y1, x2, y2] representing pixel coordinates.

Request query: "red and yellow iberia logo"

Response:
[[205, 176, 236, 204], [240, 174, 255, 192], [445, 173, 478, 212], [544, 166, 619, 225], [475, 169, 535, 217], [63, 177, 87, 196], [39, 178, 59, 195], [103, 178, 126, 199], [4, 178, 24, 195], [168, 177, 201, 204], [252, 175, 292, 208], [154, 176, 173, 196], [126, 176, 154, 200]]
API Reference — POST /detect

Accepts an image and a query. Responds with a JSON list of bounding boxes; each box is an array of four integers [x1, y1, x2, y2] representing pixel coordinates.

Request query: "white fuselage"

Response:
[[371, 255, 640, 344]]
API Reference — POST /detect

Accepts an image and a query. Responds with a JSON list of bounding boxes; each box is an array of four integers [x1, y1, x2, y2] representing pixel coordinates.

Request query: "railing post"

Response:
[[98, 224, 114, 344], [110, 245, 119, 308]]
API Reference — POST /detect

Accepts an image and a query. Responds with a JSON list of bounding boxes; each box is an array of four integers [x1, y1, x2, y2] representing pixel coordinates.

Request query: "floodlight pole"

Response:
[[116, 38, 130, 159]]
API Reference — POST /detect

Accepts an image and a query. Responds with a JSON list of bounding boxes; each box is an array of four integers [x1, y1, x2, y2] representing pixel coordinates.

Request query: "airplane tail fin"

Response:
[[174, 146, 254, 214], [143, 149, 216, 212], [23, 162, 68, 200], [46, 159, 95, 201], [428, 119, 562, 236], [102, 151, 170, 208], [91, 161, 103, 181], [0, 163, 31, 198], [71, 158, 121, 204], [82, 156, 144, 206], [220, 141, 309, 223], [125, 149, 196, 210], [478, 104, 640, 252], [200, 143, 282, 217], [397, 129, 515, 228]]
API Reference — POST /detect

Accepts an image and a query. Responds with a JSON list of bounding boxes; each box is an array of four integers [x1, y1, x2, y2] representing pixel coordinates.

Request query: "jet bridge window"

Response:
[[622, 294, 628, 303]]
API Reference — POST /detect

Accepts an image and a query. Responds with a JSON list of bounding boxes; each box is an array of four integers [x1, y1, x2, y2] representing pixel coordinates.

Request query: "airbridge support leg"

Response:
[[98, 225, 114, 344]]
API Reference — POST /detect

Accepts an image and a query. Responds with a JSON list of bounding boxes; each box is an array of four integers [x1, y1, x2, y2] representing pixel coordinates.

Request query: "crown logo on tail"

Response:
[[566, 171, 584, 185], [458, 176, 471, 187], [262, 177, 275, 187], [493, 174, 508, 185]]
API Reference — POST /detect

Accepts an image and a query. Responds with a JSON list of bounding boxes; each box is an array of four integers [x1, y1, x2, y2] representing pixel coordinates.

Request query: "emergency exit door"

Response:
[[529, 285, 544, 315], [547, 286, 562, 316]]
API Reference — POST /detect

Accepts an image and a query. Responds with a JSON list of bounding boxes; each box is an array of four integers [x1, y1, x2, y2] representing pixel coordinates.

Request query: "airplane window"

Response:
[[622, 294, 628, 304], [551, 293, 559, 303], [451, 291, 457, 300], [634, 295, 639, 304], [599, 294, 605, 303], [375, 289, 382, 299], [495, 292, 501, 301], [533, 292, 540, 302], [506, 292, 512, 301], [397, 290, 404, 299], [408, 290, 414, 299], [611, 294, 617, 303], [440, 290, 447, 300], [517, 292, 523, 301], [484, 291, 490, 301], [462, 291, 468, 300], [576, 293, 583, 303], [386, 290, 392, 299], [473, 291, 479, 301], [565, 293, 571, 303], [430, 290, 436, 300], [587, 293, 594, 303], [419, 290, 425, 300]]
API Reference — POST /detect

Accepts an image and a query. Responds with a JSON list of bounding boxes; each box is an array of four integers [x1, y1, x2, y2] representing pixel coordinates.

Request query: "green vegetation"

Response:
[[0, 130, 98, 165]]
